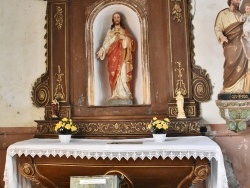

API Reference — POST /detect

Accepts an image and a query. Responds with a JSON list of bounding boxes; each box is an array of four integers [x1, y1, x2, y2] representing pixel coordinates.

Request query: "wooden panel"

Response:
[[18, 155, 210, 188]]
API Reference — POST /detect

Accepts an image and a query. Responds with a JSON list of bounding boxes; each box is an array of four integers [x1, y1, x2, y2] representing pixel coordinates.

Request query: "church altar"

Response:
[[4, 136, 227, 188]]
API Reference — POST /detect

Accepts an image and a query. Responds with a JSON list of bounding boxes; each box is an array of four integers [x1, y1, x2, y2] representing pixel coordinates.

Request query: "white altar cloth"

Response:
[[4, 136, 228, 188]]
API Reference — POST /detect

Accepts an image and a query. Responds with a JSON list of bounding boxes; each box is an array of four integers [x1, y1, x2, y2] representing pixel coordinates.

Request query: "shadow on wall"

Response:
[[223, 154, 240, 188]]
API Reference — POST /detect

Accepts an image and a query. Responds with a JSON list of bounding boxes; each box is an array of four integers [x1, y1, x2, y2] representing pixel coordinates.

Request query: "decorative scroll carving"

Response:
[[192, 165, 210, 185], [169, 106, 195, 117], [45, 105, 71, 119], [19, 163, 38, 182], [171, 0, 183, 23], [79, 122, 148, 134], [192, 68, 212, 102], [36, 121, 55, 135], [35, 118, 200, 138], [32, 78, 50, 107], [169, 120, 200, 133], [54, 6, 63, 30], [18, 156, 57, 188]]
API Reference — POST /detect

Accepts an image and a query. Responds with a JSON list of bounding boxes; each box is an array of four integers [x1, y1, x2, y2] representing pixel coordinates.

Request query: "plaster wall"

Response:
[[0, 0, 46, 127]]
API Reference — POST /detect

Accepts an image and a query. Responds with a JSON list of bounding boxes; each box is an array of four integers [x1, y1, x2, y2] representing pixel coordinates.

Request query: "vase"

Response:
[[58, 134, 71, 143], [152, 134, 166, 142]]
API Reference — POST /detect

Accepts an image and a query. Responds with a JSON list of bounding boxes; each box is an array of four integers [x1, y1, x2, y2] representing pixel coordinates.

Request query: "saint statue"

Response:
[[97, 12, 135, 105], [215, 0, 250, 93], [52, 98, 60, 119], [176, 91, 186, 119]]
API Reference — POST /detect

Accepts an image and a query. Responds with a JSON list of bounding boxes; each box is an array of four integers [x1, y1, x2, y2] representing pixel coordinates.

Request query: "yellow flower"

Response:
[[62, 117, 68, 122], [148, 117, 170, 133], [71, 126, 77, 132], [54, 123, 61, 131], [156, 124, 162, 129], [55, 117, 78, 134], [65, 124, 71, 130], [163, 124, 168, 130], [155, 120, 161, 124], [164, 118, 170, 122]]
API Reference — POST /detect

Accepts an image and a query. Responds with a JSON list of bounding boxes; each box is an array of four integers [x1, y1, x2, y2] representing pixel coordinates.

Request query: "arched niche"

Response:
[[85, 0, 150, 106]]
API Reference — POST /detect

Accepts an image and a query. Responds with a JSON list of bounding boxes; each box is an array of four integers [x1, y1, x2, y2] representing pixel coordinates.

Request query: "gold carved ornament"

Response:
[[171, 0, 183, 23], [174, 61, 187, 95], [54, 65, 65, 100], [54, 6, 63, 30]]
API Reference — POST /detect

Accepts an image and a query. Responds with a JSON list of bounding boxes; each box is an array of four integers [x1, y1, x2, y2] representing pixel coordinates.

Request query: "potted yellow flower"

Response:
[[147, 117, 170, 142], [54, 117, 77, 143]]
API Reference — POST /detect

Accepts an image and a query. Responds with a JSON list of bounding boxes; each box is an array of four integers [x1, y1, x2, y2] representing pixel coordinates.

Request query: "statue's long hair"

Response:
[[227, 0, 240, 10], [111, 12, 125, 30]]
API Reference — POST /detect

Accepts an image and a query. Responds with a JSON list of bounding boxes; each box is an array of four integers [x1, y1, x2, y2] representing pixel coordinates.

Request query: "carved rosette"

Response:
[[192, 69, 212, 102], [32, 77, 50, 107]]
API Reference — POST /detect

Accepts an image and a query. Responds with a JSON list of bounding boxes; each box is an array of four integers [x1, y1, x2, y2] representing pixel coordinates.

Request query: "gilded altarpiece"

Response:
[[32, 0, 212, 138]]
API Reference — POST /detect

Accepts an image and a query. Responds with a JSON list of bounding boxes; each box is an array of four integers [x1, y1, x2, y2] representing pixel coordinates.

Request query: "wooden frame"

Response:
[[32, 0, 212, 138]]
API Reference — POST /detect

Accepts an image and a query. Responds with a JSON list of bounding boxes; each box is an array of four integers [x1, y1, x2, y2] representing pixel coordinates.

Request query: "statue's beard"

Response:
[[232, 3, 240, 10]]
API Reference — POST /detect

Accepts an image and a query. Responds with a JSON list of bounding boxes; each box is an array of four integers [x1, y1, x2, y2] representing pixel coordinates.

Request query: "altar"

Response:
[[4, 136, 228, 188]]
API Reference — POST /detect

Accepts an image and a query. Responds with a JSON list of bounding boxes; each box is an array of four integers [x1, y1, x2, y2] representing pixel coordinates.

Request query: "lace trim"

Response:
[[8, 148, 218, 161]]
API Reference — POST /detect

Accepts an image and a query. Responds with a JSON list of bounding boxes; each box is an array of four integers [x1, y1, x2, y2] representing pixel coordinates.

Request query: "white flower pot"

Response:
[[152, 134, 166, 142], [58, 134, 71, 143]]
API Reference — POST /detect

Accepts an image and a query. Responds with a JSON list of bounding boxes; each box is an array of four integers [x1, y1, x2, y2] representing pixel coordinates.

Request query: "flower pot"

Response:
[[152, 134, 166, 142], [58, 134, 71, 143]]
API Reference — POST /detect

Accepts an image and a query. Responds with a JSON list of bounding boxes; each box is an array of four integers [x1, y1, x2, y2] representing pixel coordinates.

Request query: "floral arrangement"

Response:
[[54, 117, 77, 134], [147, 117, 170, 134]]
